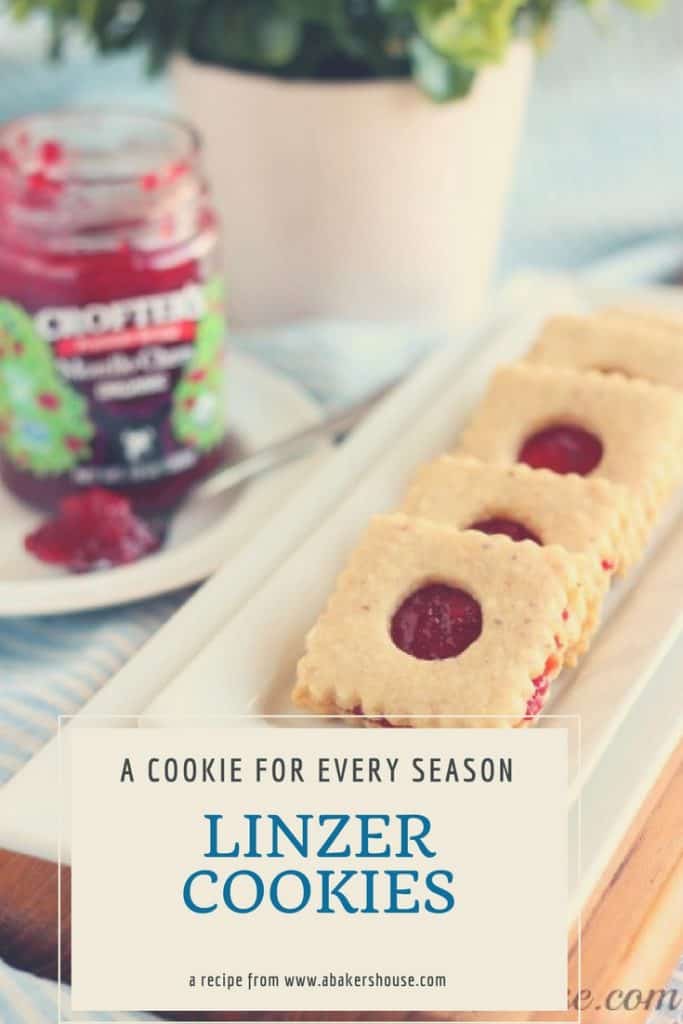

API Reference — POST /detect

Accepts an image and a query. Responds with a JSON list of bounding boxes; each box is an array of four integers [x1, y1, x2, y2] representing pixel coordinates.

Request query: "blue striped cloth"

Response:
[[1, 6, 683, 1022], [0, 595, 186, 785]]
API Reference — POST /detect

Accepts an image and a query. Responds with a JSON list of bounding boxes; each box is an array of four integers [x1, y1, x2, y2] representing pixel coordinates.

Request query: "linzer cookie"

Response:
[[527, 314, 683, 390], [292, 515, 591, 728], [598, 306, 683, 338], [457, 364, 683, 534], [400, 454, 625, 657], [402, 453, 632, 569]]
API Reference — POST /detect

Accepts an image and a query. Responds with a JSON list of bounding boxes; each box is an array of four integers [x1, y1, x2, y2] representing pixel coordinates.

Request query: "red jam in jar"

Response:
[[0, 109, 228, 516]]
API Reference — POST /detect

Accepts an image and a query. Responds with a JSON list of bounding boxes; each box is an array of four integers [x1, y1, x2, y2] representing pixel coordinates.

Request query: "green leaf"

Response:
[[9, 0, 41, 19], [417, 0, 526, 67], [376, 0, 414, 12], [618, 0, 661, 10], [190, 0, 302, 69], [77, 0, 98, 27], [256, 11, 303, 66], [409, 34, 474, 100]]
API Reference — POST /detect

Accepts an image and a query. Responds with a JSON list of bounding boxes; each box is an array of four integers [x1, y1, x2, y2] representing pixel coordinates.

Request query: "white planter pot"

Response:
[[172, 46, 532, 333]]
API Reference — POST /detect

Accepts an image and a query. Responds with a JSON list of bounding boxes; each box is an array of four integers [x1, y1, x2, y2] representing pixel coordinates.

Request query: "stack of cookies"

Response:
[[292, 309, 683, 727]]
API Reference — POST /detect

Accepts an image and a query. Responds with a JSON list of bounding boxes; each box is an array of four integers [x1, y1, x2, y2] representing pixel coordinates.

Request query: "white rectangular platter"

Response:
[[1, 274, 682, 927]]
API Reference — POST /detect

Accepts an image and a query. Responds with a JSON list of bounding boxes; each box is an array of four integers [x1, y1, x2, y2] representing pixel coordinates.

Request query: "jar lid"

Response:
[[0, 108, 206, 250]]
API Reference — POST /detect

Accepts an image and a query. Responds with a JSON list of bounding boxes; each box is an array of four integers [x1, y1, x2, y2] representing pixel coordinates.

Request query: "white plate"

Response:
[[0, 351, 325, 616], [1, 274, 682, 917]]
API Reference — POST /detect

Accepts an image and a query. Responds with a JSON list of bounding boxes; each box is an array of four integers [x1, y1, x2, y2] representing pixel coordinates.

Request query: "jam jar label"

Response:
[[0, 277, 226, 485]]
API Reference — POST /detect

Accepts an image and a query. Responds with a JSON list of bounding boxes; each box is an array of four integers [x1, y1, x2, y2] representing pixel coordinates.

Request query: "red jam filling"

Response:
[[468, 516, 541, 544], [601, 558, 616, 572], [390, 583, 482, 661], [524, 655, 559, 721], [25, 488, 160, 573], [519, 425, 603, 476]]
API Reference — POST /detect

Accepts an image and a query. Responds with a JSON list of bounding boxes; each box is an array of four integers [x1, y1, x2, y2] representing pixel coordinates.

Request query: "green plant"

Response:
[[8, 0, 660, 101]]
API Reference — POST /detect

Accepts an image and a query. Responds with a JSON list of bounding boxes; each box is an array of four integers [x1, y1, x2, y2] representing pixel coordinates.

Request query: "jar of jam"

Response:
[[0, 109, 228, 517]]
